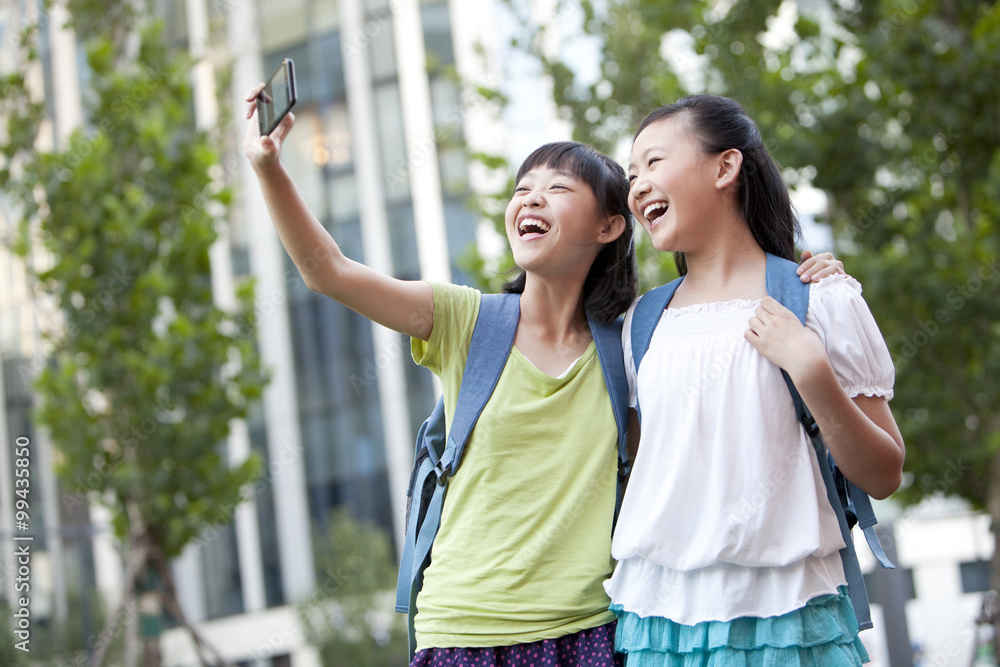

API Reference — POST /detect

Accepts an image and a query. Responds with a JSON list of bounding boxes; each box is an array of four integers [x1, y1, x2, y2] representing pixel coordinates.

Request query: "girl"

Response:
[[244, 88, 634, 665], [243, 86, 843, 666], [607, 95, 905, 666]]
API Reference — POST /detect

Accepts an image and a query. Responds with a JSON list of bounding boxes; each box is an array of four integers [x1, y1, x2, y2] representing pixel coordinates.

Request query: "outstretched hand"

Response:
[[798, 250, 845, 282], [243, 84, 296, 170]]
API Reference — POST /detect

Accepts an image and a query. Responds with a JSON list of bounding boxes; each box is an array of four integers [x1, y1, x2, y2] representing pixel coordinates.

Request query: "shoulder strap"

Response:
[[434, 292, 520, 479], [629, 277, 683, 423], [765, 252, 893, 631], [588, 313, 631, 481]]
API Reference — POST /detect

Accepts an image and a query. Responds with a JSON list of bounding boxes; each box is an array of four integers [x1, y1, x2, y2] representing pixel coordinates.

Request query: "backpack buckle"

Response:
[[435, 463, 450, 486]]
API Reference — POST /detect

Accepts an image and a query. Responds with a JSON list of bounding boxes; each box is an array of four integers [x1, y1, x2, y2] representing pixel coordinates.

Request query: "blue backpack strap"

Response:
[[438, 292, 520, 478], [588, 313, 631, 523], [395, 292, 520, 657], [629, 278, 683, 423], [765, 252, 893, 631]]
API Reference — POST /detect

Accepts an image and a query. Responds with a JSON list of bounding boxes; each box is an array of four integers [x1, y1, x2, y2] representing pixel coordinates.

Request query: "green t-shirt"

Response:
[[411, 282, 619, 649]]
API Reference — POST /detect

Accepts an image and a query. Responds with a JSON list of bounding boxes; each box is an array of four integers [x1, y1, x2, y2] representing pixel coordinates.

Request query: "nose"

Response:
[[630, 176, 650, 200], [522, 188, 544, 207]]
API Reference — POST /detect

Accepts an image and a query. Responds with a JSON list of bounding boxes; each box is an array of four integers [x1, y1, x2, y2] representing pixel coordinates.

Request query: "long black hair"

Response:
[[502, 141, 638, 323], [635, 95, 800, 273]]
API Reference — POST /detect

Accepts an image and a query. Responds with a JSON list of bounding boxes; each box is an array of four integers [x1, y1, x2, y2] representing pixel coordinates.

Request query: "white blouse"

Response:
[[605, 274, 895, 624]]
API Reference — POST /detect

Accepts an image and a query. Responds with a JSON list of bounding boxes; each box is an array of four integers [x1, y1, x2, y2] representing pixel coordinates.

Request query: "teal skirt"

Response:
[[610, 586, 869, 666]]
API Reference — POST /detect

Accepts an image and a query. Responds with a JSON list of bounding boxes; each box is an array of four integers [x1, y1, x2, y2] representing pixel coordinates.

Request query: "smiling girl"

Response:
[[606, 95, 905, 666], [244, 85, 636, 664]]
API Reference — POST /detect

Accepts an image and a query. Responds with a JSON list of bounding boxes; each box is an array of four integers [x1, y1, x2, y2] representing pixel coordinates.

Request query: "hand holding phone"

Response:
[[257, 59, 297, 136]]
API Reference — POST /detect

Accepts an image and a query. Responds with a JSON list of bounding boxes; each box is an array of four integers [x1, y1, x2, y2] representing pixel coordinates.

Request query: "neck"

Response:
[[676, 213, 768, 300], [518, 273, 590, 339]]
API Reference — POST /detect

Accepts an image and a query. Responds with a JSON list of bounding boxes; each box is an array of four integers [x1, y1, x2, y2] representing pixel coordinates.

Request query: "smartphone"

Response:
[[257, 59, 297, 136]]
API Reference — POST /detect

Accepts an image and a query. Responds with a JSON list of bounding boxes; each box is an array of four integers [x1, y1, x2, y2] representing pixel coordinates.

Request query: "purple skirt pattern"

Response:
[[411, 621, 623, 667]]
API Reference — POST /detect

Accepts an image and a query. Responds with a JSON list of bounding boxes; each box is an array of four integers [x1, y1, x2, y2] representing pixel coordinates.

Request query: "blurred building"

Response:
[[0, 0, 568, 663]]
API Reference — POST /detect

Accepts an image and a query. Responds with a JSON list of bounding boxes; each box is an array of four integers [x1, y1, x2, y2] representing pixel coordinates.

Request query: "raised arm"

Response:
[[745, 297, 905, 499], [243, 86, 434, 340]]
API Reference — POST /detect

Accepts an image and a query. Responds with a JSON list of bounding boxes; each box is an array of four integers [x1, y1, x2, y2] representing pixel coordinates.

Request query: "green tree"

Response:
[[0, 3, 268, 665], [297, 509, 407, 667], [504, 0, 1000, 647]]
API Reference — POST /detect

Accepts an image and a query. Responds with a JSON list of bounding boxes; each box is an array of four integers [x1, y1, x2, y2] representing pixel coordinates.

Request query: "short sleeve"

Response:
[[806, 275, 895, 401], [411, 281, 480, 377]]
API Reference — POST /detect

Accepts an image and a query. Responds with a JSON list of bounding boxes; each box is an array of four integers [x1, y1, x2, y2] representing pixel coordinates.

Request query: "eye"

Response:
[[550, 184, 568, 190], [647, 157, 660, 167], [627, 175, 637, 184]]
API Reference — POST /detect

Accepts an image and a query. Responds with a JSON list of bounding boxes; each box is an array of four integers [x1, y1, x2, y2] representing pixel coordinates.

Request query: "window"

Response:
[[961, 560, 992, 594]]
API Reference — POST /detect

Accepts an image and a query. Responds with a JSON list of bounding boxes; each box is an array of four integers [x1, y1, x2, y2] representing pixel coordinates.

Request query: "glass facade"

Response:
[[0, 0, 480, 641], [250, 1, 479, 567]]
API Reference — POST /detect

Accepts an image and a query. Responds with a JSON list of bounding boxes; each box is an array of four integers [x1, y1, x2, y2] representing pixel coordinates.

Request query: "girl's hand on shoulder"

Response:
[[798, 250, 845, 282], [745, 297, 827, 377], [243, 84, 295, 172]]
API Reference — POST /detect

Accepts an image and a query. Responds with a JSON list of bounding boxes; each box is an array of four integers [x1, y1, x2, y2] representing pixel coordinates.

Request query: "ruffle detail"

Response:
[[844, 384, 894, 401], [611, 587, 868, 665]]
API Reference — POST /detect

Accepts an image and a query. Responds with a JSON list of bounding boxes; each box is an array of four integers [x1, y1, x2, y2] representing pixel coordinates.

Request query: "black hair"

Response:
[[502, 141, 638, 323], [635, 95, 800, 274]]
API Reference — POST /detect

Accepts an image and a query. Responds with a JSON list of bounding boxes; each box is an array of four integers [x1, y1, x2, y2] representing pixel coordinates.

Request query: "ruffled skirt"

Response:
[[610, 587, 869, 666]]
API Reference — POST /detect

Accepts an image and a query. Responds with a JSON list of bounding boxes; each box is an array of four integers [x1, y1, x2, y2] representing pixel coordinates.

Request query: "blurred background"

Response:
[[0, 0, 997, 665]]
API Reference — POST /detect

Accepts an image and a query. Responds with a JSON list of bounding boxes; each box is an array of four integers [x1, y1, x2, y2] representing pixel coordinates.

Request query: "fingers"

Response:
[[809, 259, 845, 281], [796, 250, 827, 274], [244, 83, 266, 119], [798, 251, 843, 282], [273, 111, 295, 139], [756, 296, 782, 317]]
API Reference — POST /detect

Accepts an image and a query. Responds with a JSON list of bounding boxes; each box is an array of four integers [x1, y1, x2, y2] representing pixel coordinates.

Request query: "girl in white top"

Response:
[[606, 95, 905, 666]]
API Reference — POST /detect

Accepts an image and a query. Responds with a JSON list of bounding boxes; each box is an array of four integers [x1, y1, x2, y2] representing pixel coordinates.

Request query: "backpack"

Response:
[[394, 292, 631, 657], [628, 253, 894, 631]]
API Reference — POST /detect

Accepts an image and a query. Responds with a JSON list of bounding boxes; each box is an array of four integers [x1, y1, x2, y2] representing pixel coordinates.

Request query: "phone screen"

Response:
[[257, 59, 297, 136]]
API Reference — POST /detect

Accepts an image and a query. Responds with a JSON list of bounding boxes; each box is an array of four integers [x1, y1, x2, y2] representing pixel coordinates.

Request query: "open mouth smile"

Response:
[[517, 216, 551, 237], [642, 201, 669, 225]]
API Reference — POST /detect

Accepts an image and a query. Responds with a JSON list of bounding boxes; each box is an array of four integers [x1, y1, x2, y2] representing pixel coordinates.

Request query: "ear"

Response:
[[715, 148, 743, 190], [598, 214, 627, 244]]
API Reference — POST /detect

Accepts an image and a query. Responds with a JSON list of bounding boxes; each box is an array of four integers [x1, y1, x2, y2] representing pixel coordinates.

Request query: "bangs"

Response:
[[516, 142, 606, 188], [515, 141, 630, 221]]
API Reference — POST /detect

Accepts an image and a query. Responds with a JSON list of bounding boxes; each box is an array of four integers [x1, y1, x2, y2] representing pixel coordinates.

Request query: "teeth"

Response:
[[518, 217, 551, 234], [643, 202, 668, 220]]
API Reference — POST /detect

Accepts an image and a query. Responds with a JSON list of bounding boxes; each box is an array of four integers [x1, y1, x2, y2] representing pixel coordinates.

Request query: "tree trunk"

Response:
[[91, 543, 147, 667], [153, 552, 235, 667], [142, 636, 162, 667], [988, 453, 1000, 660], [139, 565, 164, 667], [124, 592, 138, 667]]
